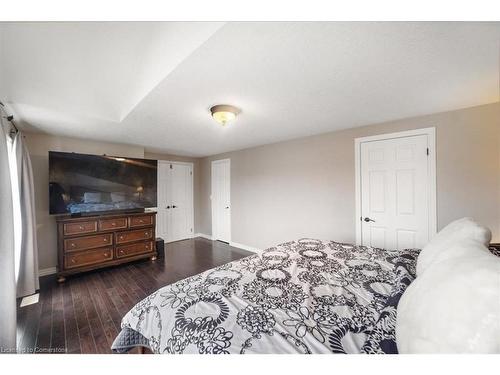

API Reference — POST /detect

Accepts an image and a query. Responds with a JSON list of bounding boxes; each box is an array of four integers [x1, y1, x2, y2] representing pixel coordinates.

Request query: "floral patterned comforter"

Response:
[[113, 239, 419, 354]]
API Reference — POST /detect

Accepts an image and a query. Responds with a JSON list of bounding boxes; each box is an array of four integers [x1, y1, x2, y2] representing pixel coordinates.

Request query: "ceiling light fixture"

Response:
[[210, 104, 239, 126]]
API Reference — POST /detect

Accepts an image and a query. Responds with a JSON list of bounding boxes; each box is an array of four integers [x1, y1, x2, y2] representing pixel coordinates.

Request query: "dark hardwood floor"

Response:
[[16, 237, 253, 354]]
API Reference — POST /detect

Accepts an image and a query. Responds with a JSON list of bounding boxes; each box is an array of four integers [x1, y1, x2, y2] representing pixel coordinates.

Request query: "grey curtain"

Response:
[[0, 117, 16, 351], [13, 131, 39, 297]]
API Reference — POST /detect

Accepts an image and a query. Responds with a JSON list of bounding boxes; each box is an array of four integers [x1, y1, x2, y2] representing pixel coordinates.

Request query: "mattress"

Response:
[[112, 239, 419, 354]]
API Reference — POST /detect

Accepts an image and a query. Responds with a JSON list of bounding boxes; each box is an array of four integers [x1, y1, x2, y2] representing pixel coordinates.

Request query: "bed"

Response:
[[111, 238, 419, 354]]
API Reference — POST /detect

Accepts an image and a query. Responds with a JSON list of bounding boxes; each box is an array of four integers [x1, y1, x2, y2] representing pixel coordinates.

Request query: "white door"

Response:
[[211, 159, 231, 243], [157, 161, 194, 243], [157, 161, 169, 241], [358, 131, 435, 250], [169, 163, 193, 242]]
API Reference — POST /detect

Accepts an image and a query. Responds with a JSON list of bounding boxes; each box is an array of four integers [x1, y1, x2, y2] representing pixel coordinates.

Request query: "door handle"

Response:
[[166, 206, 171, 209], [225, 206, 230, 209], [172, 205, 178, 208], [363, 217, 375, 223]]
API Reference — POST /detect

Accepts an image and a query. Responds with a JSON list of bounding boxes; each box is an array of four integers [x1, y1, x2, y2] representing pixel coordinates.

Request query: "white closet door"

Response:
[[169, 163, 193, 242], [360, 134, 429, 250], [156, 161, 169, 241], [211, 159, 231, 243], [156, 161, 193, 243]]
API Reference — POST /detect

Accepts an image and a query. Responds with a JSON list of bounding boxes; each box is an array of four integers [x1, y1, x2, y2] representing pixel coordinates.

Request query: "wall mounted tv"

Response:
[[49, 151, 157, 216]]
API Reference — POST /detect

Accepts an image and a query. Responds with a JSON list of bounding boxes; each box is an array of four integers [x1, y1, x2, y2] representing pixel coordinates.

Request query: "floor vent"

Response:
[[20, 293, 39, 307]]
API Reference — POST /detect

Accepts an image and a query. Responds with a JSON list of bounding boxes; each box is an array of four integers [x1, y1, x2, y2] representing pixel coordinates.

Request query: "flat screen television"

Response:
[[49, 151, 157, 215]]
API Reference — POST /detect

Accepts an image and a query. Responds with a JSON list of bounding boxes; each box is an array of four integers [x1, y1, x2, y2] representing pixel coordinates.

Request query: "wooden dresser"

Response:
[[56, 211, 157, 282]]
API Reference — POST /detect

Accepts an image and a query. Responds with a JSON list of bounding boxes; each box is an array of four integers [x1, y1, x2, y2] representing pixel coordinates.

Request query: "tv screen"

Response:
[[49, 151, 157, 215]]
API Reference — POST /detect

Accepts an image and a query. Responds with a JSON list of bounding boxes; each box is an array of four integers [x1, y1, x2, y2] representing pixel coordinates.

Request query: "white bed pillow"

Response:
[[396, 242, 500, 353], [110, 192, 126, 203], [430, 238, 492, 265], [83, 192, 102, 204], [416, 217, 491, 276]]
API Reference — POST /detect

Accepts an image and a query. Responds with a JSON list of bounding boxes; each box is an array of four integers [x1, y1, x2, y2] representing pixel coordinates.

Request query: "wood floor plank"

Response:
[[116, 265, 148, 301], [105, 270, 136, 311], [80, 274, 110, 353], [18, 300, 42, 353], [109, 268, 143, 310], [100, 275, 128, 317], [35, 283, 53, 352], [70, 277, 97, 353], [16, 238, 252, 354], [16, 301, 28, 352], [88, 272, 123, 333], [131, 264, 159, 293], [62, 281, 81, 354], [50, 284, 66, 353], [86, 273, 119, 348], [120, 265, 147, 296]]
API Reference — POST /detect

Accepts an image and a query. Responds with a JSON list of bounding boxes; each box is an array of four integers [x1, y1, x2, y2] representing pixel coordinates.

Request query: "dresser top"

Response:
[[56, 210, 157, 223]]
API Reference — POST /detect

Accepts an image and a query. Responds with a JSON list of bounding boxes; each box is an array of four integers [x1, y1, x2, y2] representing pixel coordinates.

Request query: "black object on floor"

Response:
[[156, 237, 165, 259]]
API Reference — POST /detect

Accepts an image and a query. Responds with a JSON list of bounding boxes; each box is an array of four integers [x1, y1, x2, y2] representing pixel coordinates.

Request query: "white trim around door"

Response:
[[354, 127, 437, 247]]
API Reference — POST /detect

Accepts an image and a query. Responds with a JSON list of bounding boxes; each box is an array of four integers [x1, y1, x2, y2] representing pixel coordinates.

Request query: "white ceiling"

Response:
[[1, 22, 499, 157]]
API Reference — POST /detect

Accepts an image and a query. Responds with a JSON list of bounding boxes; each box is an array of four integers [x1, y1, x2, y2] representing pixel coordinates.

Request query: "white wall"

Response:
[[25, 102, 500, 271], [197, 102, 500, 249]]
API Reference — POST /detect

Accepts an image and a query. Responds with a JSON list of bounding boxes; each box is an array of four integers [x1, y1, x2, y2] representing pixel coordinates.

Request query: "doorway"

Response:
[[157, 161, 194, 243], [211, 159, 231, 243], [355, 128, 436, 249]]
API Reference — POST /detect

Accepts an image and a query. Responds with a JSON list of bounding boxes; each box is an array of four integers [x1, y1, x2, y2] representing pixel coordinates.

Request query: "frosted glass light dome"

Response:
[[210, 105, 239, 126]]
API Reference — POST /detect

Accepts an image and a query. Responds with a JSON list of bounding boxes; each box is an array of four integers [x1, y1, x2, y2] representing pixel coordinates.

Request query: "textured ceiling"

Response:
[[1, 22, 499, 157]]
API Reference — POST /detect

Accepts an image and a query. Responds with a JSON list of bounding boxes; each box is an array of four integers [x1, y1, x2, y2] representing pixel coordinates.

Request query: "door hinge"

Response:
[[190, 228, 193, 232], [426, 148, 429, 156], [170, 164, 173, 169], [190, 171, 192, 175]]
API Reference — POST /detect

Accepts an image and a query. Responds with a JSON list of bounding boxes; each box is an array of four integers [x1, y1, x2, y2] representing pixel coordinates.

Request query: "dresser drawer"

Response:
[[129, 215, 153, 228], [98, 217, 128, 231], [116, 241, 154, 259], [116, 228, 153, 244], [63, 220, 98, 236], [64, 247, 113, 269], [64, 233, 113, 252]]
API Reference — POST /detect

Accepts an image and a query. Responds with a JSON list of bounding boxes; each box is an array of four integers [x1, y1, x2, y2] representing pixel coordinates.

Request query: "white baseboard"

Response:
[[230, 241, 262, 254], [194, 233, 261, 254], [39, 267, 57, 277], [195, 233, 213, 240]]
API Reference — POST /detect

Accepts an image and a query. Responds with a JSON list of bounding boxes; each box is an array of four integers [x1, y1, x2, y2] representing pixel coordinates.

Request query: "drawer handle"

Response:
[[70, 243, 76, 247], [111, 222, 116, 226], [145, 245, 150, 250], [145, 232, 149, 236], [119, 236, 124, 240], [71, 258, 76, 263], [103, 238, 108, 242], [139, 219, 144, 223], [79, 226, 84, 230], [104, 253, 109, 257], [119, 250, 124, 254]]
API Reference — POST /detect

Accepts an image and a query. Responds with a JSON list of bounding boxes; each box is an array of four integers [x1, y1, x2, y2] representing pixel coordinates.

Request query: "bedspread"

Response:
[[113, 239, 419, 354]]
